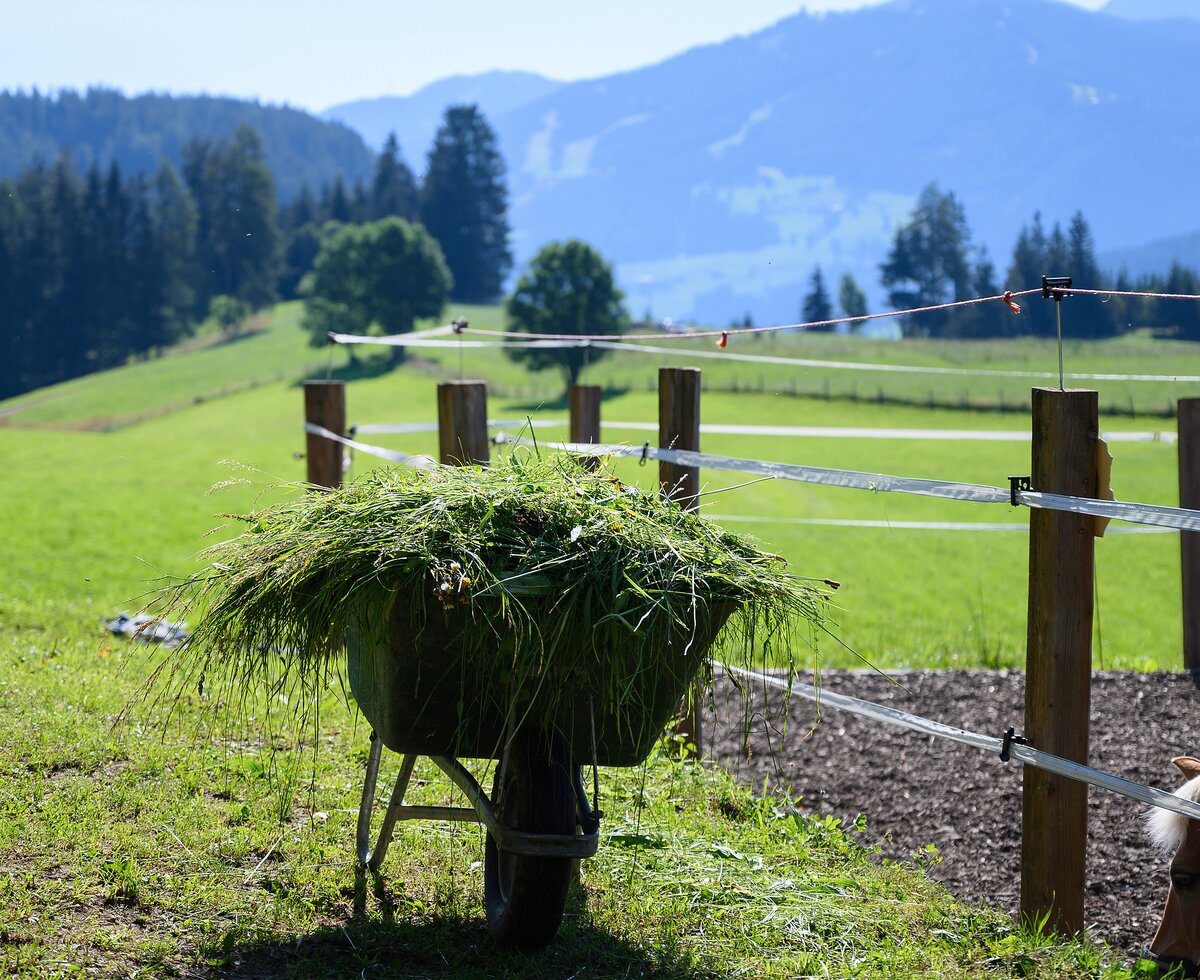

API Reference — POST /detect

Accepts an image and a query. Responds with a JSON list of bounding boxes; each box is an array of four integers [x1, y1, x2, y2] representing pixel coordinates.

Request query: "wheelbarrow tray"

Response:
[[347, 592, 734, 767]]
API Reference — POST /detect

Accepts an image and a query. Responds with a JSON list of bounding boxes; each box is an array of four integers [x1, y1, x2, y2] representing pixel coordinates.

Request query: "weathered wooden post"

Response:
[[568, 384, 602, 445], [659, 367, 703, 756], [437, 381, 489, 466], [1180, 398, 1200, 683], [1021, 386, 1098, 935], [304, 380, 346, 489]]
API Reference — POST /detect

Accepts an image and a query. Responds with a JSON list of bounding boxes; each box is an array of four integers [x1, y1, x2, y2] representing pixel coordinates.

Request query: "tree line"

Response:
[[799, 183, 1200, 340], [0, 105, 513, 399], [0, 88, 374, 202]]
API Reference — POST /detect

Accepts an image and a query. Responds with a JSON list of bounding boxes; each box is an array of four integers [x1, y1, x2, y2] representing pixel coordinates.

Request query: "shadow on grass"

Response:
[[203, 871, 708, 979], [506, 385, 631, 416], [292, 351, 401, 386]]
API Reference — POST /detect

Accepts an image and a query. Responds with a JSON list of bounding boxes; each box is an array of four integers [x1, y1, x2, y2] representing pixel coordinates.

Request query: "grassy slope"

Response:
[[0, 302, 1187, 975], [0, 302, 1191, 669]]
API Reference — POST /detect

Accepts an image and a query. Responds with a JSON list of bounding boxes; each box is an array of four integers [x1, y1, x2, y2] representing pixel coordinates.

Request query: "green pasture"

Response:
[[1, 301, 1194, 672], [1, 301, 1185, 975], [0, 631, 1130, 977]]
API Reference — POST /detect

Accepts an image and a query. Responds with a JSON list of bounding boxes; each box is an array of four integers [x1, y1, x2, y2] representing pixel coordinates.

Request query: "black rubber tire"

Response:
[[484, 730, 577, 949]]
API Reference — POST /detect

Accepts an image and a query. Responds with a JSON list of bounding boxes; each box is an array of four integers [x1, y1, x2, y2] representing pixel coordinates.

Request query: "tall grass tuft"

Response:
[[151, 451, 833, 756]]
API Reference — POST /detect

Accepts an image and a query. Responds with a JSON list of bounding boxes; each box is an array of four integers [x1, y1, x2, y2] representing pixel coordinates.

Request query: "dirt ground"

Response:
[[707, 668, 1200, 960]]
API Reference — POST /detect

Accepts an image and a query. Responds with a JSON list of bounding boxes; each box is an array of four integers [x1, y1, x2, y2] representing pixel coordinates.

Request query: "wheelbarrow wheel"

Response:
[[484, 730, 576, 949]]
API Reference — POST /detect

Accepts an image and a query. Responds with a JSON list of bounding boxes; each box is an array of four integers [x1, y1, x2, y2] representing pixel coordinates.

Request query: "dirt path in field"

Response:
[[708, 669, 1200, 960]]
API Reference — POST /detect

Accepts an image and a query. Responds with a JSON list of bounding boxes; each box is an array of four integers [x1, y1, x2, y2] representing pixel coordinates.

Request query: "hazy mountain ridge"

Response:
[[5, 0, 1200, 325], [0, 88, 374, 201], [479, 0, 1200, 321], [322, 70, 562, 162], [326, 0, 1200, 323], [1102, 0, 1200, 21]]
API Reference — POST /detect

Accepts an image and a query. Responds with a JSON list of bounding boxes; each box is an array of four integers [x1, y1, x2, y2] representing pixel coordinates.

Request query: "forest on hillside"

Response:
[[3, 91, 1200, 403], [0, 88, 373, 202], [0, 107, 512, 400]]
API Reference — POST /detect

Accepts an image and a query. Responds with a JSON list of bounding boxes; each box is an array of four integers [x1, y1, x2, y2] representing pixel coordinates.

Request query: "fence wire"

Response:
[[719, 663, 1200, 823]]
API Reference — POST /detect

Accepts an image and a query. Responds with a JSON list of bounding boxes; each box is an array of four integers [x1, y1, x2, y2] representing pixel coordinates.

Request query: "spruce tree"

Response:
[[802, 266, 834, 330], [420, 104, 512, 302], [879, 183, 972, 337], [838, 273, 869, 332], [183, 125, 280, 313], [371, 133, 419, 221]]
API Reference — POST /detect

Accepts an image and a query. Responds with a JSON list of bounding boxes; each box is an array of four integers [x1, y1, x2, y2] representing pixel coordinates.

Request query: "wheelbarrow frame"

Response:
[[347, 594, 733, 947], [355, 734, 600, 872]]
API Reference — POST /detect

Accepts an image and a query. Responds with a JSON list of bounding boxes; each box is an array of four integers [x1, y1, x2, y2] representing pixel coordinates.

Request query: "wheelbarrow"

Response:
[[347, 591, 734, 949]]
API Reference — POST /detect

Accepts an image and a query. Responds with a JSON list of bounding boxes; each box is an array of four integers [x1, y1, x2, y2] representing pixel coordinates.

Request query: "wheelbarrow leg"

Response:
[[356, 732, 384, 867], [369, 753, 417, 871], [356, 731, 419, 871]]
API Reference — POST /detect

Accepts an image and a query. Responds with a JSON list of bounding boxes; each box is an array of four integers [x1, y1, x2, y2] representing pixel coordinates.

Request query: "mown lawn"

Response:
[[0, 300, 1189, 975], [0, 628, 1146, 977]]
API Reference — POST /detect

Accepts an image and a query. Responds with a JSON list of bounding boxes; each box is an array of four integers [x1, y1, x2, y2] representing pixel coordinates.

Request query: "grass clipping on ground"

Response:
[[161, 452, 832, 755]]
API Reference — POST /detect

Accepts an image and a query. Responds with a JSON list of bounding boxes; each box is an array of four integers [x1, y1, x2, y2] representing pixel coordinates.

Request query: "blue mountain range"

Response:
[[327, 0, 1200, 325]]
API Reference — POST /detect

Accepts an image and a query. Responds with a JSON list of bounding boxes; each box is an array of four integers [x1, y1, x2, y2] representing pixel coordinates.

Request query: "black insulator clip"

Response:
[[1000, 726, 1028, 763], [1042, 275, 1073, 301], [1009, 475, 1031, 507]]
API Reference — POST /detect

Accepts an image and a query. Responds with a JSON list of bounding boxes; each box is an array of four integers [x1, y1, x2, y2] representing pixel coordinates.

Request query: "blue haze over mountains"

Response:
[[326, 0, 1200, 326]]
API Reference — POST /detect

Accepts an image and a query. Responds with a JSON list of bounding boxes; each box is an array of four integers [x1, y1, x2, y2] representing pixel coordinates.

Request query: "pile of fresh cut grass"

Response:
[[157, 451, 833, 754]]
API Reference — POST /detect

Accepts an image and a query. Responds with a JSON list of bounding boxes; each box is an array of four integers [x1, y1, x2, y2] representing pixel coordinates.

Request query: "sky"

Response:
[[3, 0, 1107, 113]]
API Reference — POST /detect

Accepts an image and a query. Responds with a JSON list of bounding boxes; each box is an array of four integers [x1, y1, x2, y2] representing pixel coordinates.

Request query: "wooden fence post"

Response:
[[1180, 398, 1200, 683], [569, 384, 602, 445], [659, 368, 703, 756], [1021, 386, 1098, 935], [437, 381, 489, 466], [303, 380, 346, 489]]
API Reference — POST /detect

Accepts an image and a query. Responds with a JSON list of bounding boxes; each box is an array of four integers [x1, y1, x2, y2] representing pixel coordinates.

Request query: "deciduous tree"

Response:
[[504, 240, 627, 390], [300, 217, 452, 365]]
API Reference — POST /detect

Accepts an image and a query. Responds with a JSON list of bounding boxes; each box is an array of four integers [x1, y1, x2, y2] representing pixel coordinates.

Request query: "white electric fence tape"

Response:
[[326, 330, 1200, 384], [552, 440, 1014, 504], [354, 419, 1178, 444], [1017, 490, 1200, 533], [589, 339, 1200, 383], [548, 440, 1200, 533], [719, 663, 1200, 823], [304, 426, 1200, 535], [304, 423, 434, 469], [352, 419, 566, 436], [709, 516, 1170, 534], [599, 422, 1177, 443]]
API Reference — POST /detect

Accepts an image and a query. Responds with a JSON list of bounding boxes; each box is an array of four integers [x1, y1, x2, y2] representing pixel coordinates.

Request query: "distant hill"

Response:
[[494, 0, 1200, 323], [322, 70, 562, 164], [1102, 0, 1200, 21], [1103, 231, 1200, 279], [330, 0, 1200, 325], [0, 88, 374, 200]]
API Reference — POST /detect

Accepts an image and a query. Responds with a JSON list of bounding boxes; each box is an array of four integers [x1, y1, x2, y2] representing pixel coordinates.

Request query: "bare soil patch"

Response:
[[709, 669, 1200, 959]]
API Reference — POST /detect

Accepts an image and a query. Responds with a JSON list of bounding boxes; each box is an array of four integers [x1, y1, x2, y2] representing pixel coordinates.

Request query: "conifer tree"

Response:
[[838, 273, 868, 332], [802, 266, 834, 330], [420, 105, 512, 302], [371, 133, 419, 221], [879, 183, 972, 337]]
